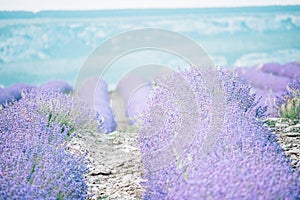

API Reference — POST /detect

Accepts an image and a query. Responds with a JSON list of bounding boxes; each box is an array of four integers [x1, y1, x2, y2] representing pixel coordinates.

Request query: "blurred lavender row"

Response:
[[76, 78, 117, 133], [1, 62, 298, 131], [115, 75, 153, 125], [235, 62, 300, 116], [115, 62, 300, 124], [94, 80, 117, 132]]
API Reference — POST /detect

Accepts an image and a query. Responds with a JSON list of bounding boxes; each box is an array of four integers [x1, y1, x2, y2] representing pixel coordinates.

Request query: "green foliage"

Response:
[[279, 97, 300, 120], [264, 119, 277, 128], [276, 78, 300, 120]]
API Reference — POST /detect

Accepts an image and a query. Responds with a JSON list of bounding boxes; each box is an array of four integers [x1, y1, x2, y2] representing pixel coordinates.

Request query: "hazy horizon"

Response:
[[1, 5, 300, 12], [0, 0, 299, 12]]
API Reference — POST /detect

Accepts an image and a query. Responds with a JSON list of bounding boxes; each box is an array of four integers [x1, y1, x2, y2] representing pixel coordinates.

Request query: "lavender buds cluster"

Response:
[[23, 89, 99, 136], [0, 89, 93, 199], [139, 68, 300, 199], [0, 81, 73, 108]]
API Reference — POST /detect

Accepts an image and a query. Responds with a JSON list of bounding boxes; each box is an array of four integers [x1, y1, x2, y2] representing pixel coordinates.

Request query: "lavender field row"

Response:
[[0, 62, 299, 199]]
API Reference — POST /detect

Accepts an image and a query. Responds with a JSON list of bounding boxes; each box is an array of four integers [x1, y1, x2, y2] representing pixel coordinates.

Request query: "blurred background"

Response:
[[0, 0, 299, 88], [0, 0, 300, 118]]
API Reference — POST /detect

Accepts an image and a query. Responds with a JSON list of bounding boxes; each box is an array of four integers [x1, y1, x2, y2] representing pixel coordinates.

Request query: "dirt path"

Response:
[[265, 118, 300, 169], [71, 130, 144, 200]]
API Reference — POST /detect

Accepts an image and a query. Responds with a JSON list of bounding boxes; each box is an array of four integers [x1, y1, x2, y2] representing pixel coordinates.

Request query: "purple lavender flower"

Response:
[[0, 90, 89, 199], [139, 68, 300, 199]]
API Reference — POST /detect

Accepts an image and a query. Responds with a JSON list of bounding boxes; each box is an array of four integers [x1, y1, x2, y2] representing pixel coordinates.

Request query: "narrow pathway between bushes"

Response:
[[70, 118, 300, 200], [70, 131, 144, 200]]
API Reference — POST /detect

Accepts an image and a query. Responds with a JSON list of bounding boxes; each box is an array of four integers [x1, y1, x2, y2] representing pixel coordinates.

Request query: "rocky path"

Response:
[[70, 130, 144, 200], [264, 118, 300, 169]]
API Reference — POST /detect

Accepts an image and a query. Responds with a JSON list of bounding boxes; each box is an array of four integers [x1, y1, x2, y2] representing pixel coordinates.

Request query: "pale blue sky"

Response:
[[0, 0, 299, 11]]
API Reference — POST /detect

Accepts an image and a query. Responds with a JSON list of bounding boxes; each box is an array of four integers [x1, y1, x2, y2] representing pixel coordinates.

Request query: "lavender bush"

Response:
[[275, 76, 300, 120], [253, 88, 283, 117], [0, 90, 89, 199], [139, 67, 300, 199], [23, 89, 99, 136]]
